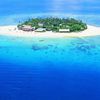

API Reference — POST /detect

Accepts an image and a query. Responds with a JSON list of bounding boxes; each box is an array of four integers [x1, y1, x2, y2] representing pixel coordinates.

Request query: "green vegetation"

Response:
[[18, 17, 87, 32]]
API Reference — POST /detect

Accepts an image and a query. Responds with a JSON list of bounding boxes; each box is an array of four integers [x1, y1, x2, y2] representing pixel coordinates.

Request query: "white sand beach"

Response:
[[0, 25, 100, 38]]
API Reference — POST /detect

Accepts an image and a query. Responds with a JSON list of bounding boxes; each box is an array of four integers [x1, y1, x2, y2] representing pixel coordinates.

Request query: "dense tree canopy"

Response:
[[18, 17, 87, 32]]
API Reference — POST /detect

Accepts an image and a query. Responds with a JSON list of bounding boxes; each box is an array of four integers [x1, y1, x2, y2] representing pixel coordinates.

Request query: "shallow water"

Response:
[[0, 35, 100, 100]]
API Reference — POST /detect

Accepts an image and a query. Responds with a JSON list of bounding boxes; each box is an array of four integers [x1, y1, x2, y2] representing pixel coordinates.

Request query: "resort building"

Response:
[[59, 29, 70, 33], [38, 23, 44, 27], [19, 25, 34, 31], [35, 28, 46, 32]]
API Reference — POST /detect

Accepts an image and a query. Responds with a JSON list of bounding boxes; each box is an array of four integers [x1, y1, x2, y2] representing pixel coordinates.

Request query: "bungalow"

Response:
[[38, 23, 44, 27], [59, 29, 70, 33], [35, 28, 46, 32], [19, 25, 34, 31]]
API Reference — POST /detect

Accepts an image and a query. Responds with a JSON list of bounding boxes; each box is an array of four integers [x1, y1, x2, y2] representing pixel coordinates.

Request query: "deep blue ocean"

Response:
[[0, 0, 100, 100], [0, 36, 100, 100]]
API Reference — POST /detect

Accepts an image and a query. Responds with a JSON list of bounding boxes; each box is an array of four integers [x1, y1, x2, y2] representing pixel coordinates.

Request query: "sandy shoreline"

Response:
[[0, 25, 100, 38]]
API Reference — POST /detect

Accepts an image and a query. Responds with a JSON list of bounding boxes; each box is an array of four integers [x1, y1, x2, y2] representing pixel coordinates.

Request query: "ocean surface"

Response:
[[0, 0, 100, 100], [0, 36, 100, 100]]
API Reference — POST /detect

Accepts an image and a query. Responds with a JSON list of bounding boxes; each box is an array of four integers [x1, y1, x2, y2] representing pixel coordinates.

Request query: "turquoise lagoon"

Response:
[[0, 35, 100, 100]]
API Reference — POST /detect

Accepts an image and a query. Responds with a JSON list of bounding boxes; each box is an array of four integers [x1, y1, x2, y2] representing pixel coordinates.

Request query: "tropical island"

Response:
[[0, 17, 100, 38], [17, 17, 87, 33]]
